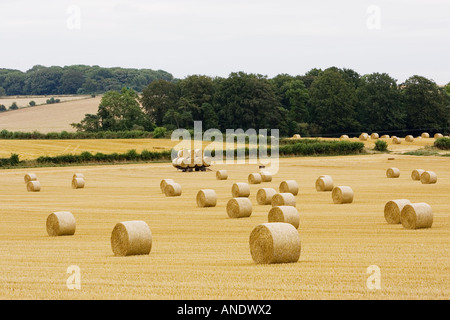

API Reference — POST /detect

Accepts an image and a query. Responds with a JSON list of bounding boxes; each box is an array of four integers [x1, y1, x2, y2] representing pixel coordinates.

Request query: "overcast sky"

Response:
[[0, 0, 449, 84]]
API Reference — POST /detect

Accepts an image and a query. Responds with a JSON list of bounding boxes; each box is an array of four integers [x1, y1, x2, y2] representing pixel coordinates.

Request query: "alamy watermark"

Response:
[[66, 5, 81, 30], [171, 121, 280, 174], [366, 5, 381, 30], [66, 265, 81, 290], [366, 265, 381, 290]]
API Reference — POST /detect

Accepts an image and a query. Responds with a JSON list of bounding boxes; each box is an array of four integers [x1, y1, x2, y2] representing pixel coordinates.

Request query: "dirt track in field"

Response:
[[0, 154, 448, 300]]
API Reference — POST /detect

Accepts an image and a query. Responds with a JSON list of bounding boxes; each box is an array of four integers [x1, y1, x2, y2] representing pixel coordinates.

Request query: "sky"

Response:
[[0, 0, 449, 84]]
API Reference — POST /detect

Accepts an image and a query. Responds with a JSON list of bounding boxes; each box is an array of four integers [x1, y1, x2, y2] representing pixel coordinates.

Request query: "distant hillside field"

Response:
[[0, 96, 101, 133]]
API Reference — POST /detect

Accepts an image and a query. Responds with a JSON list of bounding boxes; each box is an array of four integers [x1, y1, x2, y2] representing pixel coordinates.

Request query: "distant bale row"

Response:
[[25, 172, 85, 192], [387, 168, 437, 184]]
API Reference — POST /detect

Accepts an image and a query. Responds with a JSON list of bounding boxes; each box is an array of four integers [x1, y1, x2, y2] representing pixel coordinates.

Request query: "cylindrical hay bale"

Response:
[[293, 134, 301, 139], [340, 135, 349, 139], [111, 220, 152, 256], [381, 135, 390, 139], [384, 199, 411, 224], [359, 133, 369, 141], [193, 157, 203, 167], [248, 173, 262, 184], [411, 169, 425, 181], [392, 137, 401, 144], [401, 203, 433, 229], [279, 180, 299, 196], [421, 132, 430, 138], [216, 170, 228, 180], [27, 181, 41, 192], [73, 173, 84, 179], [164, 182, 182, 197], [160, 179, 175, 192], [405, 135, 414, 142], [196, 189, 217, 207], [315, 175, 334, 192], [268, 206, 300, 229], [203, 156, 212, 167], [249, 223, 301, 264], [370, 133, 379, 139], [177, 150, 183, 157], [24, 173, 37, 183], [46, 211, 76, 236], [178, 157, 189, 168], [420, 171, 437, 184], [194, 149, 202, 158], [256, 188, 277, 205], [434, 133, 443, 139], [386, 167, 400, 178], [332, 186, 354, 204], [72, 178, 85, 189], [271, 193, 296, 207], [231, 182, 250, 197], [260, 171, 272, 182], [226, 198, 252, 218]]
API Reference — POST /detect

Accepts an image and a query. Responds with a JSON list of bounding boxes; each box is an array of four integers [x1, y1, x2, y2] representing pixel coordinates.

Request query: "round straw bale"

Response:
[[260, 171, 273, 182], [256, 188, 277, 205], [359, 133, 369, 141], [370, 133, 379, 139], [111, 220, 152, 256], [194, 149, 202, 158], [216, 170, 228, 180], [27, 181, 41, 192], [46, 211, 76, 236], [401, 203, 433, 229], [332, 186, 354, 204], [178, 157, 189, 168], [248, 173, 262, 184], [193, 157, 203, 167], [203, 156, 212, 167], [434, 133, 443, 139], [420, 171, 437, 184], [315, 175, 334, 192], [405, 135, 414, 142], [160, 179, 175, 192], [381, 135, 390, 138], [384, 199, 411, 224], [386, 167, 400, 178], [226, 198, 252, 218], [177, 150, 183, 157], [24, 173, 37, 183], [164, 182, 182, 197], [268, 206, 300, 229], [392, 137, 401, 144], [249, 223, 301, 264], [293, 134, 301, 139], [196, 189, 217, 207], [411, 169, 425, 181], [231, 182, 250, 197], [73, 173, 84, 179], [72, 178, 85, 189], [340, 135, 349, 139], [271, 193, 296, 207], [279, 180, 299, 195], [421, 132, 430, 138]]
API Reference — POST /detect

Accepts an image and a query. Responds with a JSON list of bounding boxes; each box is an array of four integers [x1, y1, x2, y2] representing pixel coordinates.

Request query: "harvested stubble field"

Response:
[[0, 154, 448, 300]]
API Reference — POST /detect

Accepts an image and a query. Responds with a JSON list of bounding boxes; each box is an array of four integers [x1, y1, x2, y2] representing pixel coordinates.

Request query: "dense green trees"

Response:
[[0, 65, 173, 96], [1, 64, 442, 137]]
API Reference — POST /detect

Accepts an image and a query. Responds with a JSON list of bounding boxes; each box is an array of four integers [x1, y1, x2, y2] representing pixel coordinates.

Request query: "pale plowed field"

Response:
[[0, 154, 448, 300]]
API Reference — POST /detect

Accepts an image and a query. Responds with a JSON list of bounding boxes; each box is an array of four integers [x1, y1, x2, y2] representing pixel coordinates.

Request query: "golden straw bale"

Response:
[[111, 221, 152, 256], [249, 223, 301, 264]]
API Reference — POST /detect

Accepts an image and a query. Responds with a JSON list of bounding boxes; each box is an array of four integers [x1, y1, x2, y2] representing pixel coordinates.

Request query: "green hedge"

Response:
[[434, 137, 450, 150], [0, 140, 365, 168], [0, 129, 154, 140]]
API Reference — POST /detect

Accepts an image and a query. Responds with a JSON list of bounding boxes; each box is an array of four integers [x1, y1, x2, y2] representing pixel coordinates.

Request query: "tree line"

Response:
[[0, 65, 173, 96], [73, 67, 450, 137]]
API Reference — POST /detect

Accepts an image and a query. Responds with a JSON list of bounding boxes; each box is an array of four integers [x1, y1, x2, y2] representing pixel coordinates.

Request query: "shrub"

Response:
[[434, 137, 450, 150], [29, 101, 36, 106], [153, 127, 167, 138], [0, 104, 7, 112], [9, 102, 18, 110], [374, 140, 388, 152]]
